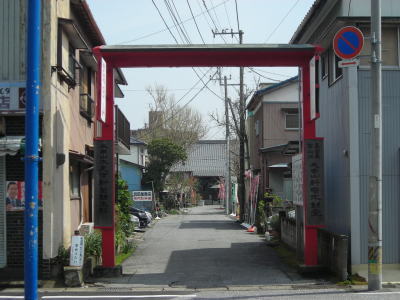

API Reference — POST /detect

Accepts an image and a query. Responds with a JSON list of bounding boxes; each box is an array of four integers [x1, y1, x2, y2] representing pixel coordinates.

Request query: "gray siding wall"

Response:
[[316, 76, 350, 236], [0, 0, 25, 81], [358, 70, 400, 264]]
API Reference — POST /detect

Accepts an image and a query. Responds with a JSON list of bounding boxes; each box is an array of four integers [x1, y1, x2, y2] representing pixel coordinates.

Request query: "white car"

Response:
[[130, 214, 140, 226]]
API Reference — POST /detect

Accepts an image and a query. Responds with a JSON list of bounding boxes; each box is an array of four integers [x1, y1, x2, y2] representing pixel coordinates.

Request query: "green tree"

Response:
[[116, 176, 135, 250], [143, 138, 187, 195]]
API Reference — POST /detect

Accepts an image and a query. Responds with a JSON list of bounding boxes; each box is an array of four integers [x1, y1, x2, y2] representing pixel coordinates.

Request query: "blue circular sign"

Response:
[[333, 26, 364, 59]]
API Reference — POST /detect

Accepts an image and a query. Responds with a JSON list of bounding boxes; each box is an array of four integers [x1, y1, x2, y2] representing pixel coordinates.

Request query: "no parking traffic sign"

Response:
[[333, 26, 364, 60]]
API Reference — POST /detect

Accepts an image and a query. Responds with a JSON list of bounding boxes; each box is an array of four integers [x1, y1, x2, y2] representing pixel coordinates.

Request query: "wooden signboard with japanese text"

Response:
[[304, 139, 324, 226]]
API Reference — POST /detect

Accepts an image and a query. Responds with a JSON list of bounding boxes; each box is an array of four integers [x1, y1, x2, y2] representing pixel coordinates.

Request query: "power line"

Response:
[[187, 0, 206, 44], [247, 67, 281, 82], [201, 0, 227, 43], [234, 0, 240, 33], [265, 0, 301, 42], [151, 0, 179, 43], [163, 0, 188, 43], [120, 0, 231, 44], [164, 0, 191, 43], [224, 3, 239, 42], [247, 67, 293, 79], [170, 0, 192, 43]]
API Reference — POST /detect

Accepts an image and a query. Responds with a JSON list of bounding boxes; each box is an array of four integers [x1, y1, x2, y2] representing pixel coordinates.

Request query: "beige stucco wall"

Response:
[[42, 0, 72, 259]]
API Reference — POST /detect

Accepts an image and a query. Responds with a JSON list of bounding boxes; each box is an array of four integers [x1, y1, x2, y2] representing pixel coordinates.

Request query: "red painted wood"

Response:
[[101, 228, 115, 267], [100, 50, 316, 68]]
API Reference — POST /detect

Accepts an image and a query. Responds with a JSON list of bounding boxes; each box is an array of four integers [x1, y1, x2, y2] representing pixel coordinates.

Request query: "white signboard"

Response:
[[0, 82, 26, 111], [69, 235, 85, 267], [100, 58, 107, 123], [292, 154, 303, 206], [132, 191, 153, 202]]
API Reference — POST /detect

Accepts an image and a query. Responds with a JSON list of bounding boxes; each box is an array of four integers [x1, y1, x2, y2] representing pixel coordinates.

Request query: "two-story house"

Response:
[[291, 0, 400, 278], [118, 136, 149, 210], [0, 0, 128, 278], [246, 76, 300, 202]]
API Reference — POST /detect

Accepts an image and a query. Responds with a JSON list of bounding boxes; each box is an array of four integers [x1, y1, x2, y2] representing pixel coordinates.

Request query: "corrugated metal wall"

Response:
[[316, 76, 351, 236], [0, 0, 25, 81], [358, 70, 400, 264]]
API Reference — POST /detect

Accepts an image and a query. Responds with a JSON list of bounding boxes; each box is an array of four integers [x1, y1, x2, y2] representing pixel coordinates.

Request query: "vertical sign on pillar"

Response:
[[94, 139, 114, 227], [100, 58, 107, 123], [304, 139, 324, 226]]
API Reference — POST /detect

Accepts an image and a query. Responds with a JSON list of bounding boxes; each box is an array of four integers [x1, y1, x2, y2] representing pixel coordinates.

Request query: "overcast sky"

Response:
[[86, 0, 315, 139]]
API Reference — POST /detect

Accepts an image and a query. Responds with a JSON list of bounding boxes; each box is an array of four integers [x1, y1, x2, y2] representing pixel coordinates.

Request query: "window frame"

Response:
[[69, 161, 81, 199], [285, 112, 299, 130]]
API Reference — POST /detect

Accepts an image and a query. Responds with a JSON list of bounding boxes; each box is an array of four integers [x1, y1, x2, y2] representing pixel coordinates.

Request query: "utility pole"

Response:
[[213, 29, 245, 220], [25, 0, 41, 299], [238, 30, 245, 222], [224, 76, 231, 214], [369, 0, 382, 291], [211, 69, 238, 214]]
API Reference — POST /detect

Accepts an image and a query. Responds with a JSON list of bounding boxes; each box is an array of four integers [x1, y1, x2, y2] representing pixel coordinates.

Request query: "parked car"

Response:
[[130, 207, 151, 228], [130, 214, 140, 227]]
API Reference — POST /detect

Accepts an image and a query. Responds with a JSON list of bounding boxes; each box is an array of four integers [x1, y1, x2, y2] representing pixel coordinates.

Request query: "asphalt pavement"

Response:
[[2, 205, 400, 299], [91, 205, 318, 289]]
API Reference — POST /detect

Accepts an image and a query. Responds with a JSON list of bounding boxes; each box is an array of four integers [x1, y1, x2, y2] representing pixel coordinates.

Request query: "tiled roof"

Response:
[[171, 140, 227, 177], [130, 136, 147, 145]]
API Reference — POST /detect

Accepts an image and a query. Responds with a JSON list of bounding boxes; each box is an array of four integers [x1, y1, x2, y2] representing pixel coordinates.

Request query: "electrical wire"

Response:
[[151, 0, 179, 43], [120, 0, 231, 44], [164, 0, 191, 44], [265, 0, 301, 42], [247, 67, 293, 79], [234, 0, 240, 33], [201, 0, 227, 43], [247, 67, 280, 82], [186, 0, 206, 44], [170, 0, 192, 43]]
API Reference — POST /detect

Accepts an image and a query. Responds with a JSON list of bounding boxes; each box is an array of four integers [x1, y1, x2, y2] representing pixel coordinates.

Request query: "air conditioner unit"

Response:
[[79, 222, 94, 235]]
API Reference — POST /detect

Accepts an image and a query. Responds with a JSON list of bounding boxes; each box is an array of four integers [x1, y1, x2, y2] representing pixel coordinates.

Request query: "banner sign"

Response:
[[0, 84, 26, 111], [305, 139, 324, 225], [132, 191, 152, 202], [94, 140, 113, 227], [5, 181, 43, 211]]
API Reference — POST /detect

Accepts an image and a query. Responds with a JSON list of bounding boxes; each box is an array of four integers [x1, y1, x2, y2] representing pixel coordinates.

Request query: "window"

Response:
[[285, 113, 299, 130], [329, 49, 343, 84], [53, 18, 87, 90], [321, 52, 328, 79], [69, 162, 80, 199], [79, 64, 94, 121], [255, 119, 260, 136]]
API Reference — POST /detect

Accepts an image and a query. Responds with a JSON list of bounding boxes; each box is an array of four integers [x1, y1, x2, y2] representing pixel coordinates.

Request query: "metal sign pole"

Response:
[[25, 0, 41, 299]]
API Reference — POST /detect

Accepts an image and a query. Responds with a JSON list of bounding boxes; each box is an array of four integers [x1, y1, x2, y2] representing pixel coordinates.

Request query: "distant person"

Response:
[[6, 182, 23, 211]]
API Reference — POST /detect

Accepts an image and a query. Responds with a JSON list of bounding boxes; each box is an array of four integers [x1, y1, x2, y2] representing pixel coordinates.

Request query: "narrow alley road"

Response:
[[109, 205, 310, 289]]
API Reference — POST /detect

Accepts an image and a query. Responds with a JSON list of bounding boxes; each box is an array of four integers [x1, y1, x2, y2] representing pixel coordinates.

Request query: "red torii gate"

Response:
[[93, 44, 323, 268]]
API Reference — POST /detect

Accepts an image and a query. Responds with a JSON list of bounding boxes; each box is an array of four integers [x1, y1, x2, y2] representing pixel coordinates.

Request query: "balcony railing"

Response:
[[115, 106, 130, 150], [79, 93, 95, 121]]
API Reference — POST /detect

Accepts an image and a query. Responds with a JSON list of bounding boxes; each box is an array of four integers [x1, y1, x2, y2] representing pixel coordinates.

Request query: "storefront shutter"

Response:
[[0, 156, 6, 267]]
